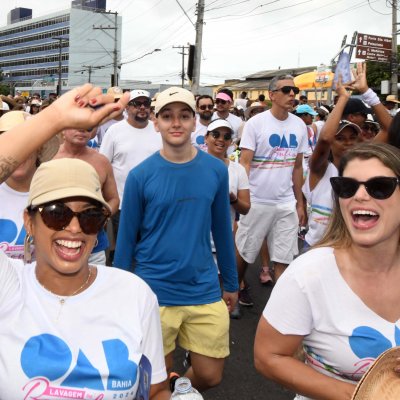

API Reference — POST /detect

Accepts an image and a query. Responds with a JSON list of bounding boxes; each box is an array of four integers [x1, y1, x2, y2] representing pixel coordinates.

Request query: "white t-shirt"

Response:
[[302, 163, 337, 246], [264, 247, 400, 399], [240, 110, 308, 204], [0, 183, 31, 260], [211, 160, 249, 256], [228, 161, 249, 226], [234, 98, 248, 111], [99, 119, 162, 205], [0, 251, 166, 399], [191, 116, 208, 152], [314, 120, 325, 139], [96, 118, 121, 147]]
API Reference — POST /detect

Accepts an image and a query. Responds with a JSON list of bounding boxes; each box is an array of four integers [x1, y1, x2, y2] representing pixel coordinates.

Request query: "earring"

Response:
[[94, 239, 99, 247], [24, 233, 34, 264]]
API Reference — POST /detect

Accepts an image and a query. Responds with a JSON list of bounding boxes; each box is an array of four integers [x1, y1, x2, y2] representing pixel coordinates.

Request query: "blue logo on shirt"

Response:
[[0, 219, 26, 244], [349, 325, 400, 359], [21, 334, 138, 391], [269, 133, 298, 148]]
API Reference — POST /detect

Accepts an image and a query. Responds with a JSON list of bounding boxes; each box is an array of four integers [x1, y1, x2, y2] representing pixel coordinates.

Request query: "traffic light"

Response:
[[187, 45, 195, 82]]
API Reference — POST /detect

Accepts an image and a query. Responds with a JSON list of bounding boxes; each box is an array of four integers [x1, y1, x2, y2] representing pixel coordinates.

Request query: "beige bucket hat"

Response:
[[351, 347, 400, 400]]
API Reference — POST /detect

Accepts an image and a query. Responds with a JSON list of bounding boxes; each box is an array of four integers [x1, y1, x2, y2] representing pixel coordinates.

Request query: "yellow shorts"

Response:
[[159, 300, 230, 359]]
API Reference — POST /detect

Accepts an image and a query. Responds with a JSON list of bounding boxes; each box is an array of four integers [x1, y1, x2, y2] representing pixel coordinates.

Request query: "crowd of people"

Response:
[[0, 61, 400, 400]]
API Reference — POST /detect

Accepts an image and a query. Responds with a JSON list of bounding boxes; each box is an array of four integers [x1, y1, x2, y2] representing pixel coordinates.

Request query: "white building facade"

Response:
[[0, 2, 122, 96]]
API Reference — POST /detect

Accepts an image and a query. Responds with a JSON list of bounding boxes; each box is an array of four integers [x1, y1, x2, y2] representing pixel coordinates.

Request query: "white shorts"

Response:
[[235, 202, 299, 265]]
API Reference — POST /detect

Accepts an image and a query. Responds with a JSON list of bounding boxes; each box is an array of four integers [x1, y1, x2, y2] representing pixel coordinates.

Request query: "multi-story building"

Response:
[[0, 0, 122, 96]]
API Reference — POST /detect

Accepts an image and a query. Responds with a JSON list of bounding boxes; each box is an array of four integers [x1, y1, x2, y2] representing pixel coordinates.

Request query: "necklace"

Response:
[[36, 267, 93, 305], [36, 267, 93, 321]]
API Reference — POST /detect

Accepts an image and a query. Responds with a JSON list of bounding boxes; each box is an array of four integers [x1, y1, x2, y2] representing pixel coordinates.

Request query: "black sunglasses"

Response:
[[273, 86, 300, 95], [128, 99, 151, 108], [30, 202, 110, 235], [199, 104, 214, 111], [330, 176, 399, 200], [210, 130, 232, 141], [215, 99, 228, 105]]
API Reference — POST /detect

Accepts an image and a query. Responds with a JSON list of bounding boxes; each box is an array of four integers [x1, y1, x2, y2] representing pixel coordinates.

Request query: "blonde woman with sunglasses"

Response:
[[255, 142, 400, 399]]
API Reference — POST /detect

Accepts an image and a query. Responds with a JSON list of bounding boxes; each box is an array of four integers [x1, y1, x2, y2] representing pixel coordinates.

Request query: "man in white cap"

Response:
[[114, 87, 238, 393], [99, 89, 162, 244]]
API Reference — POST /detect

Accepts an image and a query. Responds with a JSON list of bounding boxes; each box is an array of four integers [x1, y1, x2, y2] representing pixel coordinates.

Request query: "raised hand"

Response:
[[46, 84, 130, 131]]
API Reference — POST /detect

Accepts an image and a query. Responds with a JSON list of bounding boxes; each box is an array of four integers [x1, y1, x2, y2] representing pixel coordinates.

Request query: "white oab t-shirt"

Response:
[[302, 163, 338, 246], [228, 161, 249, 226], [0, 251, 166, 399], [240, 110, 308, 204], [0, 183, 31, 260], [264, 247, 400, 400], [99, 119, 162, 205], [191, 116, 208, 152]]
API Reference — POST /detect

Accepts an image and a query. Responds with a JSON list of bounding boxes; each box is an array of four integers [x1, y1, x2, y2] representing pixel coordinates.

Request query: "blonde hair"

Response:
[[317, 143, 400, 249]]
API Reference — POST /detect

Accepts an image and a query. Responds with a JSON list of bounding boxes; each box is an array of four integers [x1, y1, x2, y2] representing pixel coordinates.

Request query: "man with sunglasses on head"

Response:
[[191, 95, 214, 151], [235, 75, 308, 293], [100, 89, 162, 248], [212, 88, 243, 144]]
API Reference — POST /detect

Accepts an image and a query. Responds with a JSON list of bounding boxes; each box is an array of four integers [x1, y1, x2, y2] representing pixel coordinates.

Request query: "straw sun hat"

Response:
[[351, 346, 400, 400]]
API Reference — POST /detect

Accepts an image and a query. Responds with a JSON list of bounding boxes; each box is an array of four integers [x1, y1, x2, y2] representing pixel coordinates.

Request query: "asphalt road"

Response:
[[173, 259, 296, 400]]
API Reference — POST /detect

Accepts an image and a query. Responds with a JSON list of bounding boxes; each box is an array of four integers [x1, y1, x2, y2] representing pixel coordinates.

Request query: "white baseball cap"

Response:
[[154, 87, 196, 114], [207, 118, 233, 133], [129, 90, 150, 102]]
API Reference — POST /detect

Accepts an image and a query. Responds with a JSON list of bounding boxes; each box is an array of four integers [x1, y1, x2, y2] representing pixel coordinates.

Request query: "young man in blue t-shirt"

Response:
[[114, 87, 238, 392]]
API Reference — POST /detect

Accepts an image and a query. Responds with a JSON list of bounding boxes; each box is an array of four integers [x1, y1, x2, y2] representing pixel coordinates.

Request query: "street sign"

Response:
[[356, 32, 392, 62], [357, 33, 392, 49], [356, 45, 392, 62]]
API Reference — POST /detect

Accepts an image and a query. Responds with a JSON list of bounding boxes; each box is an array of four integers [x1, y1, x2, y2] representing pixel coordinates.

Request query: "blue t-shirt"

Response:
[[113, 150, 238, 306]]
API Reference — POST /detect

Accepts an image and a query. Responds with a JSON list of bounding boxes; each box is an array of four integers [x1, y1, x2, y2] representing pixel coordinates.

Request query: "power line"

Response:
[[175, 0, 196, 28], [368, 0, 391, 14]]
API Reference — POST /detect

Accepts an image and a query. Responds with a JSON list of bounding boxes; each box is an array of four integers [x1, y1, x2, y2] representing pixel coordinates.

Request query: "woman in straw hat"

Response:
[[0, 85, 170, 399], [255, 142, 400, 399]]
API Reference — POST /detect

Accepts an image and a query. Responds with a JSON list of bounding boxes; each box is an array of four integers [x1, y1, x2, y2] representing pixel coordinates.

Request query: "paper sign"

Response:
[[333, 52, 352, 89], [136, 354, 152, 400]]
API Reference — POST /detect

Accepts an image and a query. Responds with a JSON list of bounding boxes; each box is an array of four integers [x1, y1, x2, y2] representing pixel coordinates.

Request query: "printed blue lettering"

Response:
[[269, 134, 281, 148], [62, 349, 104, 390], [104, 339, 137, 391], [289, 134, 299, 148], [21, 334, 72, 380], [0, 219, 18, 243], [349, 326, 392, 359]]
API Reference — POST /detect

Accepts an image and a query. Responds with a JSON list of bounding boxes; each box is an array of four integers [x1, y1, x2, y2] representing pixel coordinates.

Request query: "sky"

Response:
[[0, 0, 395, 86]]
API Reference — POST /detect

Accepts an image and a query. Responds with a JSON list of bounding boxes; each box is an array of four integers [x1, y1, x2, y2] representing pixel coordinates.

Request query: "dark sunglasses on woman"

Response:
[[330, 176, 400, 200], [28, 202, 110, 235], [210, 130, 232, 141]]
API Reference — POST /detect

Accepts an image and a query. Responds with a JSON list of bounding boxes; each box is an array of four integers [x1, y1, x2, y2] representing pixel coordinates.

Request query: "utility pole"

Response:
[[191, 0, 205, 93], [391, 0, 398, 96], [82, 65, 93, 83], [52, 37, 68, 96], [93, 11, 119, 86], [173, 45, 189, 87], [78, 65, 106, 83]]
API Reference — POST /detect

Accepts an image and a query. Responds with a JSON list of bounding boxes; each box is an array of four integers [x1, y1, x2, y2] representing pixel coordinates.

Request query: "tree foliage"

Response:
[[365, 45, 400, 93]]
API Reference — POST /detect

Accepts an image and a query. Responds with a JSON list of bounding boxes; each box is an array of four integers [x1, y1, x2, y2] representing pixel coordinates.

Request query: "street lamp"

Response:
[[120, 49, 161, 66]]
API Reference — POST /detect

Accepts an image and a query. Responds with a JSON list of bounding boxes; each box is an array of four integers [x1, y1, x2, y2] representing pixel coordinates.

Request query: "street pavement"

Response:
[[174, 258, 296, 400]]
